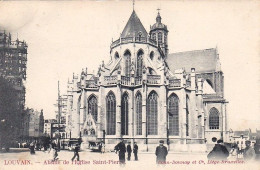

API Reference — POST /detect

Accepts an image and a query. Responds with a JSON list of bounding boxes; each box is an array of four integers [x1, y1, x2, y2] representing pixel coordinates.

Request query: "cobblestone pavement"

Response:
[[0, 149, 258, 170]]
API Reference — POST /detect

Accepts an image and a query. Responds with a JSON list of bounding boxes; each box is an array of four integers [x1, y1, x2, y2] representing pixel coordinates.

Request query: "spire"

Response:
[[156, 8, 161, 23], [121, 10, 148, 38], [133, 0, 135, 11]]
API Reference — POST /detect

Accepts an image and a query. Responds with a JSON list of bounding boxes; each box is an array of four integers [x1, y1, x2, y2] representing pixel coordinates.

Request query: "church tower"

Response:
[[150, 10, 169, 58]]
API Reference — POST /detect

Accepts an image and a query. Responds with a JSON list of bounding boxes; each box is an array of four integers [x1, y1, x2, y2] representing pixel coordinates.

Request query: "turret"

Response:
[[150, 10, 169, 57]]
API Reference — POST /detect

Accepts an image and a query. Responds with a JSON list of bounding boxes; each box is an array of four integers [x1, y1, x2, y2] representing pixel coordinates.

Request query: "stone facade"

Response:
[[64, 10, 228, 152]]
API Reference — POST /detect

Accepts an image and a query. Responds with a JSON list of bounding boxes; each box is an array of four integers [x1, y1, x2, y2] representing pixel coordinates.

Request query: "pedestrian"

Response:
[[101, 141, 105, 154], [155, 140, 168, 164], [207, 139, 229, 160], [133, 142, 138, 161], [230, 142, 238, 157], [71, 144, 80, 161], [53, 147, 59, 161], [114, 138, 126, 165], [243, 140, 255, 161], [127, 141, 132, 161], [29, 142, 35, 155]]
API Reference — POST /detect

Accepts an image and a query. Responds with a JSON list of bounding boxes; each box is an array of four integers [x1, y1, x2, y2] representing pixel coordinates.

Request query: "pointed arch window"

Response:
[[186, 96, 189, 136], [114, 52, 119, 60], [136, 50, 143, 77], [106, 92, 116, 135], [150, 51, 154, 61], [209, 108, 219, 129], [136, 93, 142, 135], [121, 93, 129, 135], [168, 94, 179, 136], [124, 50, 131, 77], [88, 95, 98, 122], [147, 91, 158, 135], [152, 33, 156, 41]]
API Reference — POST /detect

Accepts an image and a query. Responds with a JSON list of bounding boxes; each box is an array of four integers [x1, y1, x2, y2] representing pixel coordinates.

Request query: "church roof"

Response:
[[166, 48, 218, 73], [121, 10, 148, 38]]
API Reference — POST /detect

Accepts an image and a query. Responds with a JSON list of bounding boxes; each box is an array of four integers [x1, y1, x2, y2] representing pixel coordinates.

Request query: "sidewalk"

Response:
[[0, 148, 30, 153]]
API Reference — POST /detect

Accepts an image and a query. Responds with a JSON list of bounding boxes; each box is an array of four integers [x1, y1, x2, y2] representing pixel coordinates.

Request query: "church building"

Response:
[[64, 9, 228, 152]]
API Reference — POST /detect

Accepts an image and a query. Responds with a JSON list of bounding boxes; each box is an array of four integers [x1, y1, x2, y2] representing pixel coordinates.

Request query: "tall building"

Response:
[[0, 30, 28, 141], [0, 31, 27, 110], [65, 10, 228, 151]]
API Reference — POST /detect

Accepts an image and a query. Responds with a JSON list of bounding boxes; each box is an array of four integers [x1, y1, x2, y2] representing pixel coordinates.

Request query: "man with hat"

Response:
[[127, 141, 132, 161], [207, 139, 229, 160], [155, 140, 168, 164], [114, 138, 126, 164], [133, 142, 138, 161], [243, 140, 255, 161]]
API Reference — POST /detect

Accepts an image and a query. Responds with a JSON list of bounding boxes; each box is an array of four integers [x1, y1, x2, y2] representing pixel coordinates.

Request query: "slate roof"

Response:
[[121, 10, 148, 38], [166, 48, 218, 73]]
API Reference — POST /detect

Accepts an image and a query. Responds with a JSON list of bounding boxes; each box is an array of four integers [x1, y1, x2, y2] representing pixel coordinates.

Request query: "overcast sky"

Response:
[[0, 1, 259, 131]]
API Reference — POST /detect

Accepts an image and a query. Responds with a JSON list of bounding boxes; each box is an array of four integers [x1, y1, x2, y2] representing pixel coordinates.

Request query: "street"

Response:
[[0, 149, 258, 170]]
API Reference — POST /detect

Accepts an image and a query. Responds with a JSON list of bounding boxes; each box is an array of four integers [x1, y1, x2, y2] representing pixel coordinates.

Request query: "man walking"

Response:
[[71, 144, 80, 161], [207, 139, 229, 160], [155, 140, 168, 164], [114, 138, 126, 165], [244, 140, 255, 161], [133, 142, 138, 161], [127, 141, 132, 161]]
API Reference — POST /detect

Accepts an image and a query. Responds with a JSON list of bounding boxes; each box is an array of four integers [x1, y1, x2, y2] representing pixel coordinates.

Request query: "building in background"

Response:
[[28, 109, 44, 138], [227, 129, 260, 149], [44, 119, 57, 137], [63, 9, 228, 152], [0, 30, 27, 110], [44, 119, 67, 139], [0, 30, 28, 145], [55, 94, 68, 124]]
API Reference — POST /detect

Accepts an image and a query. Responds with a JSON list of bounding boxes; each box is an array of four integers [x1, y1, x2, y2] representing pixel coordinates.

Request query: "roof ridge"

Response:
[[169, 48, 216, 55]]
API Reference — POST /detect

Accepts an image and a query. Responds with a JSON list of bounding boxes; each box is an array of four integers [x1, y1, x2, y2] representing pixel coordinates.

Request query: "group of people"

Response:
[[114, 138, 167, 165], [114, 139, 139, 164], [208, 137, 256, 161]]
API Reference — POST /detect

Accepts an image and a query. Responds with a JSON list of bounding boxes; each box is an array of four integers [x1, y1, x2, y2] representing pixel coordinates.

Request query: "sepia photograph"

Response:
[[0, 0, 259, 169]]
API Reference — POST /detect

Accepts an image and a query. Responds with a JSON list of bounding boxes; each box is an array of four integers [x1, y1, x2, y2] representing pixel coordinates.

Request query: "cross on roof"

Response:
[[157, 8, 161, 13]]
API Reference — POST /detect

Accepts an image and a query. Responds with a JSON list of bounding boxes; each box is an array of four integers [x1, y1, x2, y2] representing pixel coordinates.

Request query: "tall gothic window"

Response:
[[209, 108, 219, 129], [147, 91, 158, 135], [136, 50, 143, 77], [124, 50, 131, 77], [88, 95, 98, 122], [121, 93, 129, 135], [158, 32, 162, 45], [106, 92, 116, 135], [168, 94, 179, 136], [186, 96, 189, 136], [136, 92, 142, 135], [164, 34, 167, 44]]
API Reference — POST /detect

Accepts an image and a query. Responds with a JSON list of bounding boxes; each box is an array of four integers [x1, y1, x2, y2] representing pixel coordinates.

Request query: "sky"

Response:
[[0, 1, 259, 131]]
